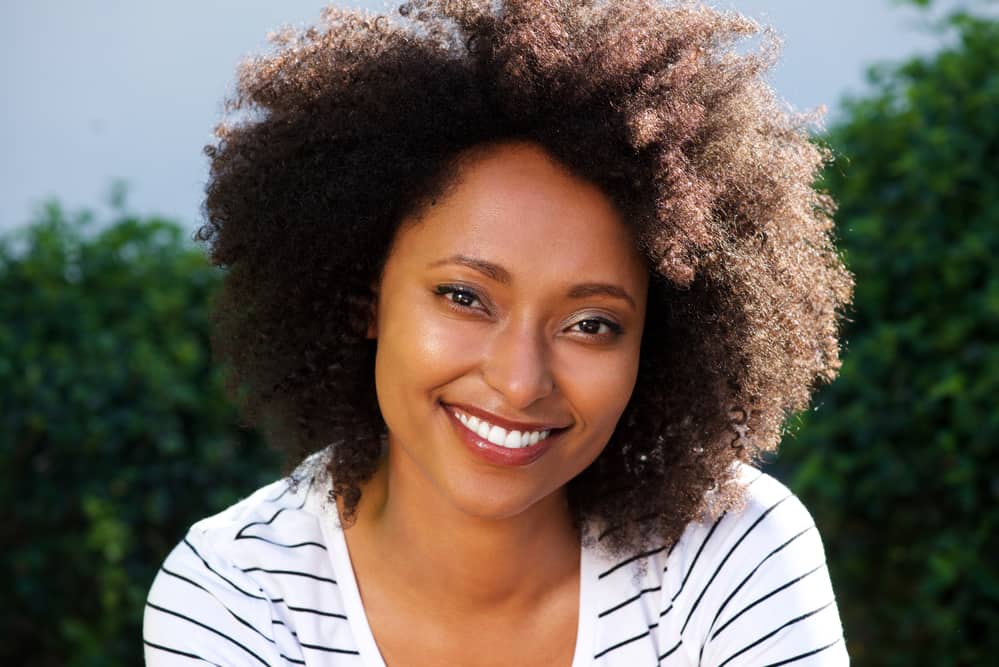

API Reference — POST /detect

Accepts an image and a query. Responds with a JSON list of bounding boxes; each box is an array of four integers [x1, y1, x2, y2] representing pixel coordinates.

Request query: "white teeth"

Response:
[[487, 425, 507, 446], [451, 408, 554, 449]]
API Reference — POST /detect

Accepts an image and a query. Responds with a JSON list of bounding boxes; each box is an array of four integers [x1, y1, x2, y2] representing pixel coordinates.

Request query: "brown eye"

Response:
[[435, 285, 483, 310], [571, 318, 623, 337]]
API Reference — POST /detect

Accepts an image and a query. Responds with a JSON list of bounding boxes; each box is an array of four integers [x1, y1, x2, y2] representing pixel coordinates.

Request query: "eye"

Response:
[[435, 285, 484, 310], [570, 317, 623, 337]]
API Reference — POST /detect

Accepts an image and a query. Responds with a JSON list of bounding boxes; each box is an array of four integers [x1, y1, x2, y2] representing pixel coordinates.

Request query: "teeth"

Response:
[[487, 425, 506, 446], [453, 408, 554, 449]]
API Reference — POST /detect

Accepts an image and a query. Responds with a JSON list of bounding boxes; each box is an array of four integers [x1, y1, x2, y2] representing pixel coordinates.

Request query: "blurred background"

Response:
[[2, 0, 996, 664]]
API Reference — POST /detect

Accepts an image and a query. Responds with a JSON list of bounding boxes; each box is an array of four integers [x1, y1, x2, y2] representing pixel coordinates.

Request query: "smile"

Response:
[[448, 407, 552, 449]]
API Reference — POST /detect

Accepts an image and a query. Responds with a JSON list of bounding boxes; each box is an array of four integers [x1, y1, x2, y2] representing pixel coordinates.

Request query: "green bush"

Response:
[[778, 12, 999, 666], [0, 204, 279, 666]]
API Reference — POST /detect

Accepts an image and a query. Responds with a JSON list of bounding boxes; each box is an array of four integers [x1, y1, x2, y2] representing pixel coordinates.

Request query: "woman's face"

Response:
[[371, 141, 649, 521]]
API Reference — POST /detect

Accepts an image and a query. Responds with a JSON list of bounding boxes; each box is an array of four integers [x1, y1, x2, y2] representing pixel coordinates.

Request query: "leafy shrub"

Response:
[[0, 204, 279, 666], [778, 13, 999, 666]]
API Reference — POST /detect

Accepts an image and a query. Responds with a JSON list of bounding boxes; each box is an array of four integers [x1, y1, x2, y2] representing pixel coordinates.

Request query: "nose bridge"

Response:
[[482, 313, 555, 408]]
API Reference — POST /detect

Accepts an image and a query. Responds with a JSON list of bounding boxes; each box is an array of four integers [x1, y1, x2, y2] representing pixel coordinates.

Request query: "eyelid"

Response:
[[569, 309, 622, 326], [435, 283, 491, 313], [565, 313, 625, 338]]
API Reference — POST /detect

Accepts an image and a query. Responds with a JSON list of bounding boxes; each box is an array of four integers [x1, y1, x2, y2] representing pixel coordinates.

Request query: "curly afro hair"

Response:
[[197, 0, 853, 556]]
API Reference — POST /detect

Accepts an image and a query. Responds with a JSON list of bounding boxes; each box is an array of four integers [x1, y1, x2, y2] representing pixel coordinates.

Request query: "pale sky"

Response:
[[0, 1, 966, 231]]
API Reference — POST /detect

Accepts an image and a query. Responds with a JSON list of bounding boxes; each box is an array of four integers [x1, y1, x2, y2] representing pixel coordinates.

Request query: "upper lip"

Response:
[[443, 402, 570, 432]]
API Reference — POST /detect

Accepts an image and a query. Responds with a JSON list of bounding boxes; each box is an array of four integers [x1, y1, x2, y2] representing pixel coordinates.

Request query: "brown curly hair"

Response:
[[196, 0, 853, 556]]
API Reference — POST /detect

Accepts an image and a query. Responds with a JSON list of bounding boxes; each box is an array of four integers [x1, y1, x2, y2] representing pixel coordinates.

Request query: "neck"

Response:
[[343, 448, 580, 612]]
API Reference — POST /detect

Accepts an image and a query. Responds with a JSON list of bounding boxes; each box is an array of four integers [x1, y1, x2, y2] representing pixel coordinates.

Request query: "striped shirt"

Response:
[[144, 463, 848, 665]]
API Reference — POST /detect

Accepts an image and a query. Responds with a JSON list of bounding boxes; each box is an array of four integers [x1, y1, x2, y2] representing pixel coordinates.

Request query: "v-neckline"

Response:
[[310, 483, 596, 666]]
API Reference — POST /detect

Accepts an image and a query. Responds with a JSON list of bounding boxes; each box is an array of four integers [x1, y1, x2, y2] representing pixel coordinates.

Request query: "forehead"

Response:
[[390, 141, 648, 288]]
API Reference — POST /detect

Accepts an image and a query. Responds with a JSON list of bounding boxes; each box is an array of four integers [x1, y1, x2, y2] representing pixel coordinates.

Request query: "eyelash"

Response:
[[435, 284, 484, 310], [433, 284, 624, 338]]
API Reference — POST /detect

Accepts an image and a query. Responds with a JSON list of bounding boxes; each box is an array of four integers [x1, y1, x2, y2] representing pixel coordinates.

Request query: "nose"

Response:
[[481, 319, 556, 409]]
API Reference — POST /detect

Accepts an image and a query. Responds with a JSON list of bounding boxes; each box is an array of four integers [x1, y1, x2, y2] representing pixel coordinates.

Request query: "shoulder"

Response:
[[587, 464, 848, 665], [143, 475, 359, 665]]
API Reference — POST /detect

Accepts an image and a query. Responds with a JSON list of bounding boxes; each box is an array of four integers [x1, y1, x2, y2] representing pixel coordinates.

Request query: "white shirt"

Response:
[[144, 463, 848, 665]]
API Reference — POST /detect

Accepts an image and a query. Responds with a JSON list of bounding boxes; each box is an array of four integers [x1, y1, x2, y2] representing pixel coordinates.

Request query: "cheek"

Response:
[[557, 343, 642, 437], [374, 304, 483, 403]]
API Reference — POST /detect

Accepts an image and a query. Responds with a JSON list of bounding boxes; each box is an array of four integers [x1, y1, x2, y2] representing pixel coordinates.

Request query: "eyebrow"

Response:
[[427, 254, 637, 309], [427, 255, 511, 283], [567, 283, 636, 309]]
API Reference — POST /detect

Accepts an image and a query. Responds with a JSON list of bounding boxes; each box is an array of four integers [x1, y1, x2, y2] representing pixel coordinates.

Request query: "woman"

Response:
[[144, 1, 853, 664]]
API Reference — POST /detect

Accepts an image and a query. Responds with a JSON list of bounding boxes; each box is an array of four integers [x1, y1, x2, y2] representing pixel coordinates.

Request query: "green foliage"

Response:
[[779, 12, 999, 666], [0, 204, 279, 666]]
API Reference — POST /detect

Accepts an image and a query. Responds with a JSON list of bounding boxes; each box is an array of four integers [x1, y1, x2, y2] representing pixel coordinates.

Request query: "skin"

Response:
[[341, 141, 650, 666]]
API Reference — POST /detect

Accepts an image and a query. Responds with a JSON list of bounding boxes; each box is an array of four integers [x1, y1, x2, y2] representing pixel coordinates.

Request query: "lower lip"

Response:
[[443, 406, 559, 467]]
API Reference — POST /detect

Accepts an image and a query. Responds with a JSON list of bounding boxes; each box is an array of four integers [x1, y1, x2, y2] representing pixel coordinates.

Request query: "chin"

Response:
[[440, 477, 563, 522]]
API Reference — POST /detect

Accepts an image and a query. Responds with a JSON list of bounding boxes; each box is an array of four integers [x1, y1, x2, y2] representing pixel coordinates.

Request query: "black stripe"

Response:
[[240, 566, 338, 585], [175, 543, 345, 625], [598, 585, 662, 618], [162, 565, 215, 595], [182, 539, 268, 600], [143, 639, 220, 665], [283, 603, 349, 620], [145, 601, 270, 666], [762, 636, 844, 667], [272, 619, 299, 638], [266, 481, 295, 503], [234, 534, 329, 550], [679, 495, 792, 634], [598, 545, 669, 579], [710, 562, 826, 641], [705, 525, 815, 636], [593, 629, 651, 659], [160, 566, 282, 645], [658, 639, 683, 661], [159, 566, 315, 664], [655, 513, 725, 620], [716, 600, 837, 667], [236, 507, 291, 539], [271, 618, 298, 637], [674, 513, 725, 600], [237, 478, 313, 538], [300, 642, 362, 655]]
